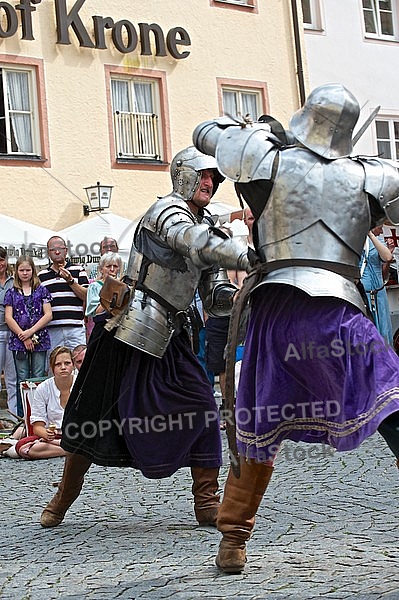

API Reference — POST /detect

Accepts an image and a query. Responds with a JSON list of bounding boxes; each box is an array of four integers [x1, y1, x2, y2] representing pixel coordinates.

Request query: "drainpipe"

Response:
[[291, 0, 306, 106]]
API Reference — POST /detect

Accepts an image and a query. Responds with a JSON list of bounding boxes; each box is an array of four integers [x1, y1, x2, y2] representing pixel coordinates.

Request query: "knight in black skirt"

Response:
[[40, 146, 249, 529]]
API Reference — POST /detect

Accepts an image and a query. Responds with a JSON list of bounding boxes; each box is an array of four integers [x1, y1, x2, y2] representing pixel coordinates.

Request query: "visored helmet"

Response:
[[170, 145, 224, 201], [289, 83, 360, 159]]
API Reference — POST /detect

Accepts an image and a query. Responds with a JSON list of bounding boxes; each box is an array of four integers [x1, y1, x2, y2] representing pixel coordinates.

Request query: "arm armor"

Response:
[[194, 229, 250, 271], [167, 221, 250, 271], [199, 268, 238, 317], [362, 158, 399, 224], [193, 118, 279, 183], [123, 236, 143, 285], [143, 196, 250, 272]]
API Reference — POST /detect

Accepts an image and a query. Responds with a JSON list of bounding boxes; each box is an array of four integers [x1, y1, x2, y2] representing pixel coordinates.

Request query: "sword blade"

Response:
[[352, 105, 380, 146]]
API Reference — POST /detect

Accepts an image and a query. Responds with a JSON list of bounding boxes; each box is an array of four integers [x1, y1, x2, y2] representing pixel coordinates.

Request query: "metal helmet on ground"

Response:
[[170, 145, 224, 201], [289, 83, 360, 159]]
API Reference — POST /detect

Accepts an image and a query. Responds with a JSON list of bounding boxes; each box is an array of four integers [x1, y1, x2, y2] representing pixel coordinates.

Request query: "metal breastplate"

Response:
[[114, 199, 206, 357], [143, 261, 202, 311], [114, 259, 202, 358], [257, 147, 370, 278], [137, 195, 209, 309]]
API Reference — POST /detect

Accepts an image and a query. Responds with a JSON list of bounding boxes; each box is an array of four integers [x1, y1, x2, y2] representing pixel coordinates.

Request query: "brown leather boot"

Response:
[[216, 459, 274, 573], [191, 467, 220, 526], [40, 453, 92, 528]]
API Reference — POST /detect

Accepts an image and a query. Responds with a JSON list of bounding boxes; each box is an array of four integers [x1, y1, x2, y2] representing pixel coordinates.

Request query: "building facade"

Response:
[[302, 0, 399, 158], [0, 0, 306, 237]]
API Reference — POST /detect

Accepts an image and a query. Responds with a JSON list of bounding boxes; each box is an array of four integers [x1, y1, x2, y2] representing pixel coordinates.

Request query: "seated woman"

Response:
[[85, 252, 123, 344], [13, 346, 76, 460]]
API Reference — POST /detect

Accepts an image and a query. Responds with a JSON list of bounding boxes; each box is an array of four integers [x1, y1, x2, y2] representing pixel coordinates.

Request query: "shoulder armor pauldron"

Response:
[[358, 157, 399, 224], [359, 157, 399, 203], [141, 194, 196, 241], [215, 125, 279, 183]]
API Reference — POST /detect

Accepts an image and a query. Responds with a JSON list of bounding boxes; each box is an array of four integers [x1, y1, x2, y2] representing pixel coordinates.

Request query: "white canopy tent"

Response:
[[57, 212, 138, 269], [0, 202, 245, 270], [0, 202, 247, 269], [0, 214, 56, 266], [208, 201, 243, 224], [0, 202, 245, 271], [208, 202, 248, 236]]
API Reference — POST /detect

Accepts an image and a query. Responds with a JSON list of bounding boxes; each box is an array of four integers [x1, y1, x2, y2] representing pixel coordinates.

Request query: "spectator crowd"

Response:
[[0, 212, 245, 462], [0, 235, 124, 459]]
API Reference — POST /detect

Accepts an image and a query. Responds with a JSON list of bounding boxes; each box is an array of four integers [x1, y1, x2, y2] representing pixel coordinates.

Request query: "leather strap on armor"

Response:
[[224, 264, 267, 477]]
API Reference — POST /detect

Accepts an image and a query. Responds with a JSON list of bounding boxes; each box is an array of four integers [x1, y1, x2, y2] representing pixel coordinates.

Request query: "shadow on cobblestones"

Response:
[[1, 434, 398, 599]]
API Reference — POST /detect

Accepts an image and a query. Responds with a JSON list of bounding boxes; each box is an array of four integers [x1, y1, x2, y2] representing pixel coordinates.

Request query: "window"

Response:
[[222, 87, 261, 121], [209, 0, 257, 12], [362, 0, 396, 38], [111, 79, 161, 160], [0, 66, 41, 157], [111, 77, 163, 161], [217, 79, 268, 122], [106, 66, 170, 169], [375, 118, 399, 159], [301, 0, 323, 30]]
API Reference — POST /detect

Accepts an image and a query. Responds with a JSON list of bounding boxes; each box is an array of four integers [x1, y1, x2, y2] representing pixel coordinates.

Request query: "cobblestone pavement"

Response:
[[1, 426, 399, 600]]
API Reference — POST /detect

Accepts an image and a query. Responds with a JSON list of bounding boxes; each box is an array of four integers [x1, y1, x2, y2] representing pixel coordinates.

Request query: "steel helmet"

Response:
[[170, 145, 224, 201], [289, 83, 360, 159]]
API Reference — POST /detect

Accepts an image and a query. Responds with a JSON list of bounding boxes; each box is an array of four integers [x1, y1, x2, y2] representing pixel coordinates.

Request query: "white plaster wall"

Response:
[[303, 0, 399, 156]]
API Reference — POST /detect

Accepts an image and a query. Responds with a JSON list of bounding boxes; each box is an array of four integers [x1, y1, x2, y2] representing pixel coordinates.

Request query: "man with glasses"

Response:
[[38, 236, 89, 352]]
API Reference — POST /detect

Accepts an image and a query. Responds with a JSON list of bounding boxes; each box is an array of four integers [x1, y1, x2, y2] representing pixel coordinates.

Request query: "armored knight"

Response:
[[39, 146, 249, 531], [193, 83, 399, 573], [114, 146, 248, 357]]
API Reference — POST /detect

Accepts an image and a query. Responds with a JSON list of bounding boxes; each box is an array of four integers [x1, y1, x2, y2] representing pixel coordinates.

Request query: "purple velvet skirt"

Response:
[[236, 284, 399, 463]]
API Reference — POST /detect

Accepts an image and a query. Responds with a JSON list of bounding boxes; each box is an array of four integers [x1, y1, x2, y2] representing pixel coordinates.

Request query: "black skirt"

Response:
[[62, 328, 222, 478]]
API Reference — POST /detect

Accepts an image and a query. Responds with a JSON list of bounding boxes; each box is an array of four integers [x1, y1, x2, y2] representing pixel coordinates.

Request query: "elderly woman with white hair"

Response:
[[85, 252, 123, 343]]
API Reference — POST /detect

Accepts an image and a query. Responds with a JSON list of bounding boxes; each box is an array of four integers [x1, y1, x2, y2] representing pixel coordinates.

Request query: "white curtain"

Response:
[[134, 82, 153, 113], [111, 79, 153, 113], [6, 71, 32, 153], [223, 90, 257, 120], [111, 80, 130, 112], [242, 93, 257, 120], [222, 90, 238, 117]]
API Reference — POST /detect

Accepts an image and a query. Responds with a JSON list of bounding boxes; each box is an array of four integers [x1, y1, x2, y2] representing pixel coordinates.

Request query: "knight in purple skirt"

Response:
[[193, 83, 399, 573], [237, 285, 399, 461], [39, 146, 249, 530]]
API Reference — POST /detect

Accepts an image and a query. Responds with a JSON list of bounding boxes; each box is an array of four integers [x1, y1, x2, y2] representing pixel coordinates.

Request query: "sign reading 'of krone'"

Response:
[[0, 0, 191, 59]]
